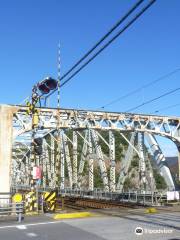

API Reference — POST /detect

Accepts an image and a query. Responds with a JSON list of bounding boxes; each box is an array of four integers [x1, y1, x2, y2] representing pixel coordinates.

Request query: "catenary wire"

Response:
[[59, 0, 144, 81], [60, 0, 156, 88], [152, 103, 180, 114], [125, 87, 180, 112], [45, 0, 156, 100], [98, 68, 180, 109]]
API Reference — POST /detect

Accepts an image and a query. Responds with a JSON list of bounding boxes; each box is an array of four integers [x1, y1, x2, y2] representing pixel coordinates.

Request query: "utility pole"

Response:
[[57, 42, 61, 108], [30, 85, 39, 212], [28, 77, 58, 212], [56, 42, 61, 190]]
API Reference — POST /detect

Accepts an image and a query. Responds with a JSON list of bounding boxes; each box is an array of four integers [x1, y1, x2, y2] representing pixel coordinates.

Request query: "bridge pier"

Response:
[[0, 105, 15, 195]]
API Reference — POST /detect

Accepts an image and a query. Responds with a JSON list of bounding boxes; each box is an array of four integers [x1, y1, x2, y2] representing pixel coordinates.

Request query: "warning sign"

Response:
[[12, 193, 23, 203]]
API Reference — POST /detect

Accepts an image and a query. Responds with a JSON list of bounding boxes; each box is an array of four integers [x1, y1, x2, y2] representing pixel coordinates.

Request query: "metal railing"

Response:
[[0, 193, 24, 222], [10, 186, 180, 206], [58, 189, 167, 206], [0, 202, 24, 222]]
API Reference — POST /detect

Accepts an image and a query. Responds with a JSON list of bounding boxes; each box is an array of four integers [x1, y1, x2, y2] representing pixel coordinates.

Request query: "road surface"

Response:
[[0, 209, 179, 240]]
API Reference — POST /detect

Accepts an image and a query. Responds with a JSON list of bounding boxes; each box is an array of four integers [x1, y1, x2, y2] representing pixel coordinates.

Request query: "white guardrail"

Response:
[[0, 193, 24, 222]]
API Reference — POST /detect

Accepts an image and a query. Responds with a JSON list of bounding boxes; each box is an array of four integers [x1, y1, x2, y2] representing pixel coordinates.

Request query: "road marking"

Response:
[[16, 225, 27, 230], [0, 220, 62, 230], [26, 232, 38, 237]]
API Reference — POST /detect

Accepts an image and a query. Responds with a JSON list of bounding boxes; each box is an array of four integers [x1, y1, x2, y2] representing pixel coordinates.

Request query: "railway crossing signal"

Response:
[[37, 77, 58, 95]]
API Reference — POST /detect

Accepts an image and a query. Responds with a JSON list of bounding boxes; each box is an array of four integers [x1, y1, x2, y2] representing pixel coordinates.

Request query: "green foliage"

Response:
[[175, 179, 180, 189], [123, 177, 133, 191], [98, 130, 128, 162], [64, 161, 69, 178], [131, 159, 139, 168], [98, 131, 109, 155], [131, 172, 135, 178], [81, 160, 88, 176], [114, 131, 126, 161], [94, 168, 103, 188], [153, 169, 167, 189]]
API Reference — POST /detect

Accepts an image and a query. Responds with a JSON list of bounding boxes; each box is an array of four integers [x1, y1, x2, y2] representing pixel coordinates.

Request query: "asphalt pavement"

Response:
[[0, 210, 180, 240]]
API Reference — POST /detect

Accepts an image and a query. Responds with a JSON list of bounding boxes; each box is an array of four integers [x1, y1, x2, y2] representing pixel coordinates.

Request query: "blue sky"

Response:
[[0, 0, 179, 155]]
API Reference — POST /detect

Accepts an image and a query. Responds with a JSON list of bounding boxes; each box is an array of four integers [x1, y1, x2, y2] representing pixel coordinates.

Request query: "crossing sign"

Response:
[[12, 193, 23, 203]]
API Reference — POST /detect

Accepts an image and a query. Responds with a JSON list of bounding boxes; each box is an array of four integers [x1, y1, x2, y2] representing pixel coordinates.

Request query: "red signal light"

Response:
[[38, 83, 50, 94], [37, 77, 57, 95]]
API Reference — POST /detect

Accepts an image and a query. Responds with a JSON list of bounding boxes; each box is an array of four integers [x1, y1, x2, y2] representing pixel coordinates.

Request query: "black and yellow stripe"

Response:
[[43, 191, 57, 212], [44, 191, 56, 202], [25, 192, 37, 213]]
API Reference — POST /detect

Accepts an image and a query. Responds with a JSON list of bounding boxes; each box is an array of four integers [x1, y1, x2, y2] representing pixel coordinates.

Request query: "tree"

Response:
[[153, 169, 167, 189]]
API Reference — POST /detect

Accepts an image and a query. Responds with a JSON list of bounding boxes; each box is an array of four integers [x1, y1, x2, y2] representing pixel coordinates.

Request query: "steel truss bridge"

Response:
[[12, 105, 180, 193]]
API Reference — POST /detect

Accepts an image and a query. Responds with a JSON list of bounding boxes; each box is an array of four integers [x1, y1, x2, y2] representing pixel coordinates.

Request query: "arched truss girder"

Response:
[[13, 107, 180, 143]]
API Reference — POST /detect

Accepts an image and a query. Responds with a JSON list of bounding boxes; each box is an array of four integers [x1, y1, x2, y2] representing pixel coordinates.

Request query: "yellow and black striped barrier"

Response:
[[43, 191, 56, 212], [25, 192, 37, 213], [11, 191, 59, 214]]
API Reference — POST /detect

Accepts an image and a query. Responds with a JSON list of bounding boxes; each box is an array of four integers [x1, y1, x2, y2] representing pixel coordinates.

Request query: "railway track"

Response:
[[64, 196, 145, 209]]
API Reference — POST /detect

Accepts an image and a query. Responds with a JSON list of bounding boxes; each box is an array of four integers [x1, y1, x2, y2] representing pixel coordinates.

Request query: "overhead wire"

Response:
[[45, 0, 156, 99], [98, 68, 180, 109], [125, 87, 180, 112], [60, 0, 156, 88], [151, 103, 180, 114], [59, 0, 145, 81]]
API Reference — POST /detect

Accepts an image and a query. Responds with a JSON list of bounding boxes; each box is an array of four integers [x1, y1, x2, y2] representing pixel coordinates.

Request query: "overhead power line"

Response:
[[45, 0, 156, 99], [152, 103, 180, 114], [60, 0, 145, 82], [60, 0, 156, 88], [125, 87, 180, 112], [99, 68, 180, 109]]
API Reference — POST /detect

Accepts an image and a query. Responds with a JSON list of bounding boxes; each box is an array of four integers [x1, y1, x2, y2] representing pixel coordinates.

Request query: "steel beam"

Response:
[[63, 134, 73, 189], [109, 131, 115, 192], [60, 133, 65, 190], [117, 132, 136, 191], [145, 133, 175, 190], [138, 132, 146, 189], [88, 130, 94, 191], [78, 130, 88, 188], [73, 131, 78, 188], [91, 130, 109, 192]]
